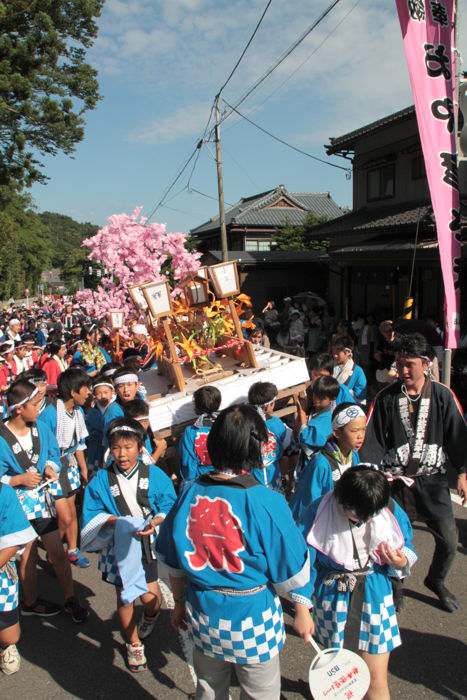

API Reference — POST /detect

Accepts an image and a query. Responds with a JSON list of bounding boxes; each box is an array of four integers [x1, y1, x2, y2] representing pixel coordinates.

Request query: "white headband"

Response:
[[109, 425, 140, 435], [102, 367, 118, 377], [8, 387, 39, 411], [93, 380, 114, 390], [114, 373, 138, 385], [332, 404, 366, 430]]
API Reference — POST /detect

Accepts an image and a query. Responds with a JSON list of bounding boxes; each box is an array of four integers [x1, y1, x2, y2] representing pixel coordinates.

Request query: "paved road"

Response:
[[3, 501, 466, 699]]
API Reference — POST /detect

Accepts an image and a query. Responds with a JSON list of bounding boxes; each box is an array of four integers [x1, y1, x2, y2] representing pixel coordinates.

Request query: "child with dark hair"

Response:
[[0, 380, 88, 622], [38, 367, 92, 569], [331, 335, 367, 404], [101, 368, 141, 450], [290, 402, 366, 521], [0, 482, 37, 674], [299, 465, 417, 700], [85, 376, 116, 475], [180, 386, 222, 483], [157, 404, 314, 699], [40, 340, 67, 388], [295, 376, 340, 463], [123, 398, 167, 466], [308, 352, 355, 406], [247, 381, 293, 489], [81, 417, 176, 672]]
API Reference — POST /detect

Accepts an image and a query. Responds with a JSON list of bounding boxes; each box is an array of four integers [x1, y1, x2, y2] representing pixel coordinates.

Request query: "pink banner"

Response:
[[395, 0, 461, 348]]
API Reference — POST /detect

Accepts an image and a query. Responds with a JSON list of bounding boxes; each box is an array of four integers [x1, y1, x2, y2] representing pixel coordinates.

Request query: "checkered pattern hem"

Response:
[[0, 566, 19, 612], [67, 463, 82, 491], [186, 596, 285, 665], [313, 593, 401, 655]]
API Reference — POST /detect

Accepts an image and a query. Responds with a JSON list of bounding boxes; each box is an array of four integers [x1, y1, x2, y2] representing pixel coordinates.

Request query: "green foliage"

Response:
[[272, 212, 330, 252], [0, 0, 103, 187], [0, 185, 98, 299]]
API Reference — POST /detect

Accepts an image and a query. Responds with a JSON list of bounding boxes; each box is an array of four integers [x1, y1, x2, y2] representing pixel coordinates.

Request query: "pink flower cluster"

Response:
[[75, 208, 201, 321]]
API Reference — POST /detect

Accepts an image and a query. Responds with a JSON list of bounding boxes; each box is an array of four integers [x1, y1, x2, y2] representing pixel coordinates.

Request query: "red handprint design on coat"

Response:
[[185, 496, 245, 573], [194, 431, 211, 466]]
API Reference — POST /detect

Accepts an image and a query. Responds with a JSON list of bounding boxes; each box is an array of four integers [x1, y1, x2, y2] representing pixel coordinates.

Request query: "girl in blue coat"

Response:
[[180, 385, 221, 483], [332, 335, 367, 404], [157, 404, 314, 699], [290, 402, 366, 521], [299, 465, 417, 700], [248, 381, 293, 489], [81, 418, 176, 673]]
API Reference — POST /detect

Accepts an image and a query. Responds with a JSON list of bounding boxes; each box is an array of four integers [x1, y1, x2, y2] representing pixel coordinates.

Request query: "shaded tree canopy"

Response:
[[0, 0, 103, 187], [272, 212, 330, 251]]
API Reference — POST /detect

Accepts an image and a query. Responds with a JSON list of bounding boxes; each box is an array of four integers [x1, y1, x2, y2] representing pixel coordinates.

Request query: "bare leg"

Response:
[[361, 651, 390, 700], [66, 495, 79, 551], [54, 498, 72, 542], [18, 540, 38, 607], [140, 581, 162, 617], [42, 530, 74, 601], [116, 589, 139, 645], [0, 623, 20, 647]]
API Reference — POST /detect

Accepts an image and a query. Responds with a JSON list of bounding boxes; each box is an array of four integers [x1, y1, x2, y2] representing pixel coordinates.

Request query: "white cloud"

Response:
[[130, 102, 211, 143]]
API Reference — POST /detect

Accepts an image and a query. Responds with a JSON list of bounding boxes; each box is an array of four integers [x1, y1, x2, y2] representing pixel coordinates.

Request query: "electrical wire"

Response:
[[146, 146, 199, 221], [187, 187, 234, 207], [218, 0, 344, 127], [216, 0, 273, 97], [223, 99, 351, 173]]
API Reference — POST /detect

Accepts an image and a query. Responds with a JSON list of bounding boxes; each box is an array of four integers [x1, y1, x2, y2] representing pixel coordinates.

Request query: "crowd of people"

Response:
[[0, 296, 465, 700]]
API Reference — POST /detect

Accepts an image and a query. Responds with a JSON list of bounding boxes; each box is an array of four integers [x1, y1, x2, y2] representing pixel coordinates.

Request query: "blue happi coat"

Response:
[[298, 495, 417, 655], [252, 415, 291, 488], [343, 364, 367, 403], [156, 473, 312, 665], [0, 483, 37, 611], [290, 444, 360, 522], [102, 400, 124, 449], [81, 460, 176, 585], [180, 416, 216, 483]]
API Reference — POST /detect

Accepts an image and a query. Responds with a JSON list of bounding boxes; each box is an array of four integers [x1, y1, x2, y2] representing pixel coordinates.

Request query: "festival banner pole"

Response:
[[395, 0, 462, 385]]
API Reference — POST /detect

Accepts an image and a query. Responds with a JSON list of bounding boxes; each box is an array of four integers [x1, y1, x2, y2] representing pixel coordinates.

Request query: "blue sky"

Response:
[[30, 0, 467, 232]]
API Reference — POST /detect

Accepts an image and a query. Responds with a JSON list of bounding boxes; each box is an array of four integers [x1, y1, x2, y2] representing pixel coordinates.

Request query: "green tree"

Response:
[[273, 212, 330, 252], [39, 211, 98, 268], [0, 0, 103, 187]]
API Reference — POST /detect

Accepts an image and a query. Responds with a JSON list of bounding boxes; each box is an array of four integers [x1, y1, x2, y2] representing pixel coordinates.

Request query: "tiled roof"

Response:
[[305, 201, 436, 238], [190, 186, 343, 236], [203, 250, 328, 265], [326, 106, 416, 155]]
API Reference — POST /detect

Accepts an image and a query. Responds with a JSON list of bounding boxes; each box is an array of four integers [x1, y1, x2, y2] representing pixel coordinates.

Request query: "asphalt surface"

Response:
[[2, 501, 466, 700]]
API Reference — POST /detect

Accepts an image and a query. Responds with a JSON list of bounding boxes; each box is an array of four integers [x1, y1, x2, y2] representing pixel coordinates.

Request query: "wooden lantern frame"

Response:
[[141, 281, 173, 320], [109, 309, 124, 330], [208, 261, 240, 299], [128, 282, 150, 312], [184, 275, 210, 308]]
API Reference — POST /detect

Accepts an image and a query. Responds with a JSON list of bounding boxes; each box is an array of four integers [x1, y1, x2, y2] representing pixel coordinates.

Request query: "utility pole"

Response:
[[214, 96, 228, 262]]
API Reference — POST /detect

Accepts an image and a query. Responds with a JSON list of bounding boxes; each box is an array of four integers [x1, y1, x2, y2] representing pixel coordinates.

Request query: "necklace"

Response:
[[401, 384, 421, 403]]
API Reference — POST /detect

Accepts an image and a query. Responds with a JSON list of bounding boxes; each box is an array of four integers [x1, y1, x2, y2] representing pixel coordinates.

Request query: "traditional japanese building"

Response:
[[190, 185, 343, 252], [307, 106, 466, 327]]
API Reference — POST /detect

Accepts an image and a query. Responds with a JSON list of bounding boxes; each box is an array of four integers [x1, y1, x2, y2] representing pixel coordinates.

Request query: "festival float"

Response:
[[76, 209, 309, 437]]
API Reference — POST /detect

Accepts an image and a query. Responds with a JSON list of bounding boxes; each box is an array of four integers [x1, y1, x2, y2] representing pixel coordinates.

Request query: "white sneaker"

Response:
[[137, 610, 160, 640], [126, 642, 146, 672], [0, 644, 20, 675]]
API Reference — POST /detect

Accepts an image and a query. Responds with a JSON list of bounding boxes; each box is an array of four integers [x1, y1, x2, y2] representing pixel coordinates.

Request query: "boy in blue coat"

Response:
[[101, 368, 142, 450], [290, 402, 366, 521], [81, 418, 176, 673], [0, 482, 37, 675], [85, 376, 116, 475], [294, 375, 340, 466], [180, 386, 221, 483], [248, 381, 293, 489], [309, 352, 356, 407], [298, 465, 417, 700], [332, 335, 367, 404], [0, 380, 88, 622], [156, 404, 314, 698]]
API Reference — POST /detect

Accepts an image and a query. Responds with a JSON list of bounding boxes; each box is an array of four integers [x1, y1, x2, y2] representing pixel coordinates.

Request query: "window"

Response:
[[411, 154, 426, 180], [367, 164, 395, 201], [245, 239, 271, 251]]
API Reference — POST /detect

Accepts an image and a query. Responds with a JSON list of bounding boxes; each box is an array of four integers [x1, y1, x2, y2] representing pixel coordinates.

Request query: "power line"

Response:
[[188, 186, 234, 207], [216, 0, 273, 97], [218, 0, 344, 127], [223, 144, 261, 190], [146, 146, 200, 221], [223, 99, 351, 173], [242, 0, 363, 120]]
